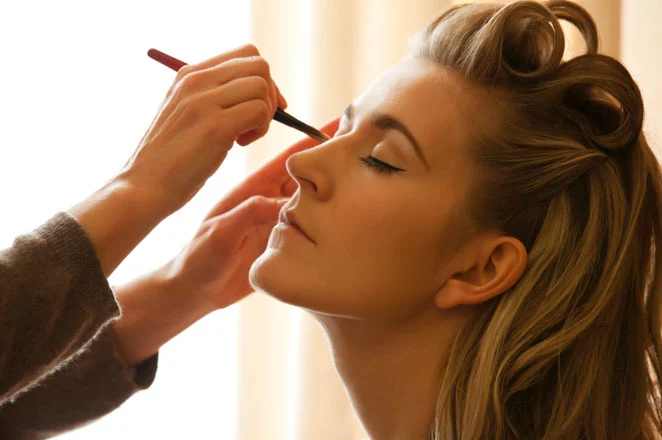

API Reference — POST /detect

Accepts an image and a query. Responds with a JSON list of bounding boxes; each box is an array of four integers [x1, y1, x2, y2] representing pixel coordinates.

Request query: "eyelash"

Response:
[[359, 155, 404, 175]]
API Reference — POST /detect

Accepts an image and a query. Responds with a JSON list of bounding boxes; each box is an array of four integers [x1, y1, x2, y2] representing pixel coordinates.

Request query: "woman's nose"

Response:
[[284, 116, 341, 198], [285, 141, 337, 198]]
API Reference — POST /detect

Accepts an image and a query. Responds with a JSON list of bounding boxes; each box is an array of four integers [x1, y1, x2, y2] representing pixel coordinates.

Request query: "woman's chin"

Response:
[[249, 251, 330, 312], [249, 251, 302, 306], [248, 252, 273, 294]]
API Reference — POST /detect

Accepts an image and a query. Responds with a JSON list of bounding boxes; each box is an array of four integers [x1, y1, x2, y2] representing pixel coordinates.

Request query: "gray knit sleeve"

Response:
[[0, 211, 158, 438]]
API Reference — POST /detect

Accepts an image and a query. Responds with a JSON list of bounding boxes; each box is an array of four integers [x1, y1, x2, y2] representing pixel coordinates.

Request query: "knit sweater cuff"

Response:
[[36, 211, 120, 323], [0, 211, 124, 406], [41, 211, 158, 390], [0, 327, 159, 438]]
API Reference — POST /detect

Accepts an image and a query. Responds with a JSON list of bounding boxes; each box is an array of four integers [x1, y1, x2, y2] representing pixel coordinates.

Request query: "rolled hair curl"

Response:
[[408, 1, 662, 439]]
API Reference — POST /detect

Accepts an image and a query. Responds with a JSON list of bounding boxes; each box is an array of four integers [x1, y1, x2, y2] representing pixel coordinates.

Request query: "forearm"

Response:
[[109, 263, 215, 367], [67, 176, 174, 278]]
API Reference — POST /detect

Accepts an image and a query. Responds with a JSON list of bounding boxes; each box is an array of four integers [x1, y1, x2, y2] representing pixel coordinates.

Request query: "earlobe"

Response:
[[434, 237, 527, 310]]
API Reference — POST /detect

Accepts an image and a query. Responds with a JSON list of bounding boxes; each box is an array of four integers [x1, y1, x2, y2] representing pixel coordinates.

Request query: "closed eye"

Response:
[[336, 122, 405, 175], [359, 155, 404, 175]]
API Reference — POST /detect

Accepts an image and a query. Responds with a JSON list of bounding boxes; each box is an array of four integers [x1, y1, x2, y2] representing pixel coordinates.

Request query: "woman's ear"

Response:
[[435, 236, 527, 310]]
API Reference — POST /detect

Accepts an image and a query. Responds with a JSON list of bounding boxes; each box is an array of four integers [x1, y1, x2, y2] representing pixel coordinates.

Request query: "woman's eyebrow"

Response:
[[342, 103, 430, 171]]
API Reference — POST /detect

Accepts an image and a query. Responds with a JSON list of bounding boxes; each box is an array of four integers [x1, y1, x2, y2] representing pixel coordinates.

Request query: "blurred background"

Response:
[[0, 0, 659, 439]]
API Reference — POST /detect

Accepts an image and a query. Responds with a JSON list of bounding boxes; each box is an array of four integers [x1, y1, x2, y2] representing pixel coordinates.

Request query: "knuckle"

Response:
[[249, 56, 270, 76], [208, 221, 229, 242], [208, 222, 220, 238], [180, 70, 203, 92], [246, 55, 270, 77], [175, 64, 195, 81], [255, 100, 270, 122], [241, 43, 260, 55], [253, 76, 270, 97], [248, 195, 269, 210]]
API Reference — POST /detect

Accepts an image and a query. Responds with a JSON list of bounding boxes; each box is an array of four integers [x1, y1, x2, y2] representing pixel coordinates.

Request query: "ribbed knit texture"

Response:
[[0, 211, 158, 439]]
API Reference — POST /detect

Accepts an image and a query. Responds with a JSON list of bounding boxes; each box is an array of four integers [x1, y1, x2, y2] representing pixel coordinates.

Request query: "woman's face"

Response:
[[249, 56, 482, 323]]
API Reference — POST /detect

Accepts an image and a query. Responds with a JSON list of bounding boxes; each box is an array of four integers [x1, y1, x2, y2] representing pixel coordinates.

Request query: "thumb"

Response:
[[282, 179, 298, 197], [221, 196, 289, 233], [212, 196, 287, 251]]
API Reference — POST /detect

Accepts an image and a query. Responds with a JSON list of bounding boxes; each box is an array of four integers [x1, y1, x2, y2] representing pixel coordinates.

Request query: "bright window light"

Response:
[[0, 1, 250, 438]]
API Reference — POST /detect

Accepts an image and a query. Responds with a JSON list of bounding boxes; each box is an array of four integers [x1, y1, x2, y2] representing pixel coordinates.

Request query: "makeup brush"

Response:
[[147, 48, 330, 143]]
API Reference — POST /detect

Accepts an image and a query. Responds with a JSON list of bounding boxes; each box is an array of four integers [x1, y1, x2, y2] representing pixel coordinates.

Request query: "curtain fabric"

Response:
[[238, 1, 662, 439]]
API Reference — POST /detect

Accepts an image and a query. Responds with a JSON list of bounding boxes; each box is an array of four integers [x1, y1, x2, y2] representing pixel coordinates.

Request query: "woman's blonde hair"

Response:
[[408, 1, 662, 438]]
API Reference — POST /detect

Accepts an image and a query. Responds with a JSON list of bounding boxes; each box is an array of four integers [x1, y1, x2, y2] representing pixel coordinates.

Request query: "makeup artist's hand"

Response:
[[118, 43, 288, 213], [159, 118, 340, 310]]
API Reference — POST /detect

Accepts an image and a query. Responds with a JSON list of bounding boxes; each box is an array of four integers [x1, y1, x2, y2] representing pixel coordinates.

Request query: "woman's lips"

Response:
[[287, 222, 313, 242], [279, 209, 315, 244]]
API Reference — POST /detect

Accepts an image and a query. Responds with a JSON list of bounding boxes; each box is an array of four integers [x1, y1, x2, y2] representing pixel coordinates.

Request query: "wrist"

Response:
[[155, 260, 219, 317], [114, 169, 191, 215], [68, 177, 174, 277], [110, 264, 214, 367]]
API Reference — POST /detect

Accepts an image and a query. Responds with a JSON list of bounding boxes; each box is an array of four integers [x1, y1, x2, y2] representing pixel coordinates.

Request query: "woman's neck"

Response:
[[312, 305, 472, 440]]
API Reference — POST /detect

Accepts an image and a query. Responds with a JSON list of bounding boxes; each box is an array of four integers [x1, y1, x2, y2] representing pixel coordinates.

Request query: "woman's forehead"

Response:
[[353, 59, 475, 163]]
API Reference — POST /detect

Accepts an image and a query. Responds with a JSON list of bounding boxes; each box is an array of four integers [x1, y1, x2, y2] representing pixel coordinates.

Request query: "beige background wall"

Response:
[[621, 0, 662, 154]]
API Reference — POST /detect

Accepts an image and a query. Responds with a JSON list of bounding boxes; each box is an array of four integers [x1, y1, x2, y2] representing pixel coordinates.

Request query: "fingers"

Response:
[[281, 178, 298, 196], [162, 43, 288, 142], [174, 51, 286, 143], [209, 57, 276, 111], [236, 131, 264, 147], [218, 99, 271, 143], [176, 43, 260, 79], [197, 75, 271, 110], [269, 72, 278, 116], [247, 195, 289, 229], [177, 51, 284, 119], [130, 43, 291, 214], [275, 83, 288, 109], [200, 116, 339, 223], [213, 195, 288, 239], [187, 74, 280, 145], [179, 95, 271, 148], [323, 116, 341, 135]]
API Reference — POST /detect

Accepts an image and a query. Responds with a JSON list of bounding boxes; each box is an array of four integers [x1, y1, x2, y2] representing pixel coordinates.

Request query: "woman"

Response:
[[250, 1, 662, 438]]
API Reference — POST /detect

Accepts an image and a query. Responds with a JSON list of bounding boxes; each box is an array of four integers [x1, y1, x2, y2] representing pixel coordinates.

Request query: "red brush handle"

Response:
[[147, 48, 188, 71]]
